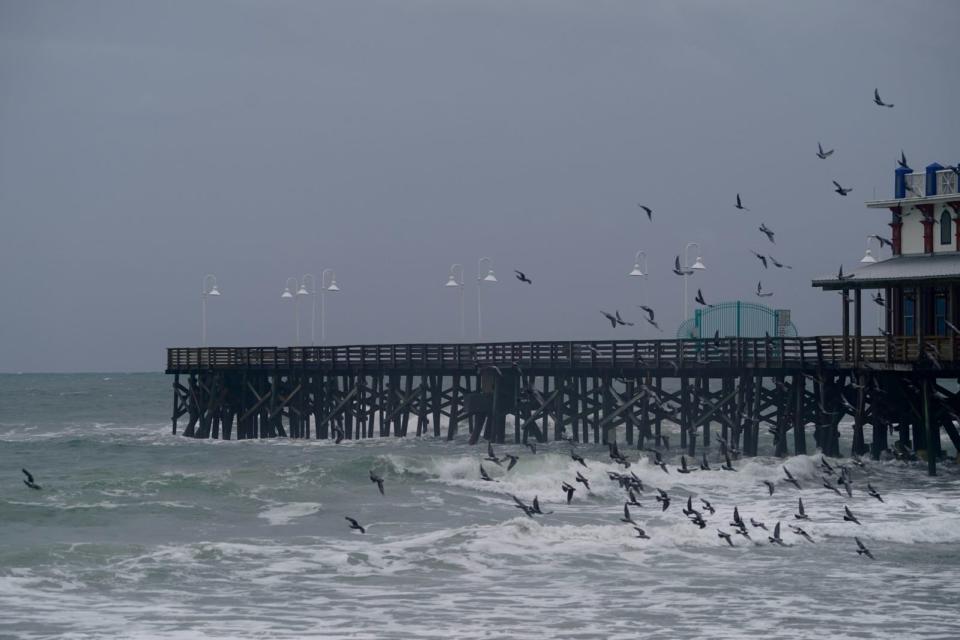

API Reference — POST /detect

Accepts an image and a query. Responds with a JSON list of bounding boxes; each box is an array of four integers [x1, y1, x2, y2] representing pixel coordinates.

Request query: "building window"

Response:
[[903, 290, 916, 336], [935, 290, 948, 336], [941, 210, 953, 245]]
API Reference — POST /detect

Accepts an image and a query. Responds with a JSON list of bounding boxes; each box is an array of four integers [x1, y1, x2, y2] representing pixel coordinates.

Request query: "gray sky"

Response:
[[2, 0, 958, 373]]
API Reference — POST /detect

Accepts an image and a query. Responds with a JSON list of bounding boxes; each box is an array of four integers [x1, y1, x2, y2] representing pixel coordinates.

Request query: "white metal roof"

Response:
[[812, 253, 960, 289]]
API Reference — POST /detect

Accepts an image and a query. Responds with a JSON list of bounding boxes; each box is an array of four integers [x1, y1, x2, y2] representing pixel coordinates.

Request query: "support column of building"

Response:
[[854, 289, 862, 364], [842, 289, 850, 361], [889, 207, 902, 256]]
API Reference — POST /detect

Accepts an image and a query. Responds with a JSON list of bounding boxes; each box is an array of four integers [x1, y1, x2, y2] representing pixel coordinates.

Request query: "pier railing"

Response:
[[166, 336, 958, 373]]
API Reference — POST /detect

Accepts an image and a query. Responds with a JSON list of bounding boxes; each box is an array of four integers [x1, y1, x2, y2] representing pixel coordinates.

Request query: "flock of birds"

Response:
[[340, 434, 882, 561]]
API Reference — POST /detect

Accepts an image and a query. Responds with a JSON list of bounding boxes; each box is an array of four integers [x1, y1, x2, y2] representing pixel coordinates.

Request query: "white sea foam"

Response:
[[257, 501, 323, 525]]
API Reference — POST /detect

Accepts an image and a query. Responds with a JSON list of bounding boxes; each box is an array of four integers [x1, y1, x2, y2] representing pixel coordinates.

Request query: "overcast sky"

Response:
[[1, 0, 959, 372]]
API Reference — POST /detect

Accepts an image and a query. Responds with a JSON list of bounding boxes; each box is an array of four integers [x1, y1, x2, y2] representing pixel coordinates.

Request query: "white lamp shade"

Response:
[[691, 256, 706, 270], [628, 264, 645, 276], [445, 275, 460, 287], [861, 249, 877, 264], [483, 270, 497, 282], [281, 287, 293, 299], [296, 285, 310, 296], [208, 286, 221, 296], [326, 279, 340, 292]]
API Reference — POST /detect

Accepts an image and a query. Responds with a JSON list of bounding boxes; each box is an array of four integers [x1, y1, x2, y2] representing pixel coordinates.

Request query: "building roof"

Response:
[[812, 253, 960, 290]]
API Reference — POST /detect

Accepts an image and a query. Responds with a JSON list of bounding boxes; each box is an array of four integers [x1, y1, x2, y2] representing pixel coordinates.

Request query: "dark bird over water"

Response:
[[345, 516, 366, 534], [795, 497, 809, 521], [750, 518, 767, 531], [561, 481, 576, 504], [843, 505, 862, 525], [649, 449, 669, 474], [817, 142, 835, 159], [514, 270, 532, 284], [575, 471, 590, 491], [22, 468, 41, 490], [633, 526, 650, 540], [763, 480, 775, 496], [717, 529, 734, 546], [783, 466, 801, 490], [700, 454, 711, 472], [735, 193, 750, 211], [838, 265, 855, 281], [369, 470, 385, 496], [655, 488, 671, 511], [479, 465, 496, 482], [511, 495, 535, 518], [759, 223, 775, 243], [485, 442, 503, 466], [677, 456, 693, 474], [638, 204, 653, 221], [822, 477, 842, 496], [701, 498, 715, 515], [751, 251, 769, 269], [874, 88, 894, 108], [731, 506, 743, 528], [867, 483, 884, 502], [503, 453, 519, 471], [768, 521, 786, 546], [855, 536, 875, 560], [721, 452, 737, 472], [689, 512, 707, 529], [621, 503, 637, 525], [570, 450, 588, 468], [791, 526, 815, 544], [898, 150, 909, 170]]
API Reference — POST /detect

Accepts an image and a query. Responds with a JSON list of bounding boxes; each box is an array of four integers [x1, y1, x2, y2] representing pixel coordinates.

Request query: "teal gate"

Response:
[[676, 301, 798, 339]]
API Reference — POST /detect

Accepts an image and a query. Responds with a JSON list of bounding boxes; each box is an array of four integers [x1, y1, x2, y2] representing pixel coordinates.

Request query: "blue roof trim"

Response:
[[895, 167, 911, 199]]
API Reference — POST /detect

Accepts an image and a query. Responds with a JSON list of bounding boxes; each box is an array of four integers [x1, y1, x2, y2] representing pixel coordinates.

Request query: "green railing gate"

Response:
[[677, 301, 798, 339]]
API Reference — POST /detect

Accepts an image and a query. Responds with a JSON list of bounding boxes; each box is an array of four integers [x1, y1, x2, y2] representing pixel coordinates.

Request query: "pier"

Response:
[[166, 336, 960, 476]]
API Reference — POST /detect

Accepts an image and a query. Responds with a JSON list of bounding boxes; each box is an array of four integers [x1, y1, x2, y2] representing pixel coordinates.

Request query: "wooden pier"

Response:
[[166, 337, 960, 475]]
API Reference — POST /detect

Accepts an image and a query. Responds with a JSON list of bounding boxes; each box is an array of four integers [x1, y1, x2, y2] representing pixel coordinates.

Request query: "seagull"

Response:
[[615, 310, 634, 327], [791, 525, 815, 543], [575, 471, 590, 491], [480, 464, 497, 482], [503, 453, 519, 471], [822, 477, 842, 496], [638, 305, 655, 322], [689, 512, 707, 529], [333, 425, 345, 444], [873, 88, 894, 108], [757, 281, 773, 298], [21, 468, 41, 490], [649, 449, 669, 474], [795, 497, 809, 521], [645, 316, 663, 332], [768, 521, 786, 545], [833, 180, 853, 196], [730, 506, 744, 528], [870, 235, 893, 249], [526, 441, 537, 454], [601, 310, 619, 328], [768, 255, 793, 269], [750, 518, 768, 531], [735, 193, 750, 211], [695, 289, 709, 307], [816, 142, 835, 159], [672, 255, 687, 276], [655, 488, 671, 511], [898, 150, 909, 170], [561, 481, 576, 503], [514, 270, 532, 284], [838, 265, 854, 281], [531, 496, 552, 515], [751, 251, 769, 269], [763, 480, 775, 496], [872, 292, 885, 306], [783, 466, 801, 489], [486, 442, 503, 466], [759, 223, 775, 243], [855, 536, 875, 560], [570, 450, 588, 468], [843, 505, 862, 525], [700, 454, 711, 472], [627, 489, 643, 507], [511, 495, 535, 518], [701, 498, 715, 515], [621, 503, 637, 525], [633, 526, 651, 540], [717, 529, 734, 547], [369, 470, 385, 495], [682, 495, 699, 517], [345, 516, 366, 534], [638, 204, 653, 221], [677, 456, 693, 474], [867, 483, 884, 502], [721, 452, 737, 472]]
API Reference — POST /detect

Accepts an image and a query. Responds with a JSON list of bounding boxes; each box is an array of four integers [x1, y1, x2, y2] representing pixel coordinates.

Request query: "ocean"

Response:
[[1, 373, 959, 639]]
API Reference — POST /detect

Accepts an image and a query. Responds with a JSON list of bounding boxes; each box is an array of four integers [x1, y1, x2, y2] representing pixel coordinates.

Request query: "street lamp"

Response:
[[629, 251, 649, 333], [320, 268, 340, 345], [476, 257, 497, 340], [300, 274, 317, 346], [446, 263, 466, 339], [281, 277, 304, 346], [682, 242, 706, 321], [861, 236, 880, 264], [201, 274, 221, 347]]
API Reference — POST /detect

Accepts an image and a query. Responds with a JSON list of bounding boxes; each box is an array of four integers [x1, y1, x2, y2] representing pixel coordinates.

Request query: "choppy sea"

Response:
[[1, 373, 959, 639]]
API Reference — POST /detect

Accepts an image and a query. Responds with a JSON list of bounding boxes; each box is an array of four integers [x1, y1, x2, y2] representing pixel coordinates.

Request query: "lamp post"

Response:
[[629, 251, 649, 335], [861, 237, 881, 333], [300, 274, 317, 346], [281, 277, 307, 346], [476, 257, 497, 340], [682, 242, 706, 321], [320, 268, 340, 345], [201, 274, 221, 347], [446, 263, 466, 339]]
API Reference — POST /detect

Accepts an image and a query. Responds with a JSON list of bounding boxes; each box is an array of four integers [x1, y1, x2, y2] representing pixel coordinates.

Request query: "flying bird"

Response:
[[816, 142, 835, 159], [756, 281, 773, 298], [514, 270, 532, 284], [783, 466, 801, 489], [833, 180, 853, 196], [638, 204, 653, 221], [486, 442, 503, 466], [695, 289, 709, 307], [873, 88, 894, 108], [867, 483, 884, 502], [701, 498, 715, 515], [721, 452, 737, 472], [511, 495, 535, 518], [601, 311, 619, 328], [870, 234, 893, 249], [872, 293, 885, 306], [479, 464, 496, 482], [822, 477, 842, 496], [633, 526, 651, 540], [621, 503, 637, 525], [503, 453, 519, 471], [759, 223, 775, 243], [638, 305, 655, 322], [768, 521, 786, 546], [837, 265, 855, 281], [561, 481, 576, 504], [700, 454, 711, 472], [345, 516, 366, 534], [795, 497, 809, 521], [570, 449, 588, 468], [575, 471, 591, 491], [750, 518, 767, 531], [751, 251, 769, 269], [843, 505, 862, 525], [649, 449, 669, 474], [855, 536, 875, 560], [615, 310, 634, 327], [672, 256, 687, 276], [730, 506, 744, 528], [791, 526, 815, 544], [369, 470, 385, 496], [22, 469, 41, 490], [769, 255, 792, 269], [677, 456, 693, 474], [717, 529, 734, 547], [763, 480, 776, 496], [655, 488, 671, 511], [735, 193, 750, 211], [898, 150, 909, 170]]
